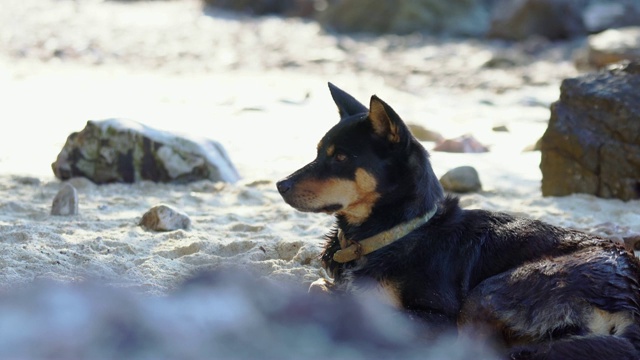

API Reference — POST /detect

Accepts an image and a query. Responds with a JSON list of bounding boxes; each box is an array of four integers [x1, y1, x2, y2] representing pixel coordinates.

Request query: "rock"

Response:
[[540, 61, 640, 201], [624, 235, 640, 252], [587, 27, 640, 68], [52, 119, 239, 184], [439, 166, 482, 193], [488, 0, 640, 41], [318, 0, 492, 36], [202, 0, 321, 17], [140, 204, 191, 231], [488, 0, 587, 40], [407, 123, 444, 142], [492, 125, 509, 132], [51, 183, 79, 216], [433, 134, 489, 153]]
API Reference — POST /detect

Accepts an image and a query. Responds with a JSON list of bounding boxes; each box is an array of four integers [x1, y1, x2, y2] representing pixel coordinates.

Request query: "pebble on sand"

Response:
[[51, 183, 79, 216], [139, 204, 191, 232]]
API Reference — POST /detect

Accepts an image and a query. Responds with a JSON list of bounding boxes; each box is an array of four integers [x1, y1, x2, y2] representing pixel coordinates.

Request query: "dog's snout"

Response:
[[276, 179, 293, 194]]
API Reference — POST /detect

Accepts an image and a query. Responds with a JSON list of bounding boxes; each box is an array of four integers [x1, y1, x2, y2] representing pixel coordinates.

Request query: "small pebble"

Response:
[[140, 204, 191, 231], [51, 183, 79, 216], [439, 166, 482, 193]]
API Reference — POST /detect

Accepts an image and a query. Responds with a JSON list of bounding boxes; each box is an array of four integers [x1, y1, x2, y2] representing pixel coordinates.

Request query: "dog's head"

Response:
[[277, 83, 442, 226]]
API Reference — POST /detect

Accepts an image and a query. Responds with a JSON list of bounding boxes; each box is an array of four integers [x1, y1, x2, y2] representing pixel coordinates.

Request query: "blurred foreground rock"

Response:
[[51, 183, 79, 216], [52, 119, 239, 184], [0, 271, 496, 359], [540, 61, 640, 201]]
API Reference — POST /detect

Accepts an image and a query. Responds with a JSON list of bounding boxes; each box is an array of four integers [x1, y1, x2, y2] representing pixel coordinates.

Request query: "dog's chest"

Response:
[[340, 265, 403, 308]]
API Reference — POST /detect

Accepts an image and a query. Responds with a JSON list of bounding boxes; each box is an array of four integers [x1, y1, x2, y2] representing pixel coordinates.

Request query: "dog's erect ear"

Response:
[[369, 95, 410, 145], [328, 82, 368, 119]]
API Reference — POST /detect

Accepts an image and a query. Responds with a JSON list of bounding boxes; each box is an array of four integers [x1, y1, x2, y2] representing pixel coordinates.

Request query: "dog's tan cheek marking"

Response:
[[293, 178, 355, 210], [340, 168, 380, 224], [588, 308, 633, 335]]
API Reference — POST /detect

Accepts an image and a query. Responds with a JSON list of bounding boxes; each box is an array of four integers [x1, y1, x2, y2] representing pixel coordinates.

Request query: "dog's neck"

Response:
[[333, 206, 437, 263]]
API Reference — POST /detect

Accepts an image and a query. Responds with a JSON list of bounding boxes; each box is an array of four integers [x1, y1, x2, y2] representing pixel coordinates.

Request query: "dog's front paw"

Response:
[[308, 278, 334, 295]]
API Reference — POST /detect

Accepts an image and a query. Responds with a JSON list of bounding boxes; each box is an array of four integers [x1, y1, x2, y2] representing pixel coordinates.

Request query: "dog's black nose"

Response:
[[276, 179, 292, 194]]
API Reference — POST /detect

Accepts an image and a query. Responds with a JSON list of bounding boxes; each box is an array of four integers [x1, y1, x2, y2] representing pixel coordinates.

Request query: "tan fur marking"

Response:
[[588, 308, 633, 335], [366, 280, 402, 308], [288, 168, 379, 224], [338, 168, 380, 225], [317, 140, 323, 150], [326, 144, 335, 157]]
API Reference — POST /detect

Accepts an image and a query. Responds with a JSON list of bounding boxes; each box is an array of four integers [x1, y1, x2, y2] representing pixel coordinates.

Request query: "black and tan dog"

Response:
[[276, 83, 640, 359]]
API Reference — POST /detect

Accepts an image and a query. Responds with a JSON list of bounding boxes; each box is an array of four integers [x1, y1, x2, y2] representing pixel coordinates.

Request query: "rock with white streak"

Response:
[[140, 204, 191, 231], [52, 118, 240, 184], [51, 183, 79, 216]]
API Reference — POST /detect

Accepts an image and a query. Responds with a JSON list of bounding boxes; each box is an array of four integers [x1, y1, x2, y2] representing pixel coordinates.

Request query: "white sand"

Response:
[[1, 0, 639, 296]]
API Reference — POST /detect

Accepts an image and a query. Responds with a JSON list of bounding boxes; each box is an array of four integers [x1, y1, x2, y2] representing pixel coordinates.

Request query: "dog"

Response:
[[277, 83, 640, 359]]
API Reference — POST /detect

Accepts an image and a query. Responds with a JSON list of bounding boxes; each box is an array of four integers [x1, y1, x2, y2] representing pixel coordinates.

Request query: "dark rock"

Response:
[[433, 134, 489, 153], [139, 204, 191, 231], [587, 27, 640, 68], [407, 123, 444, 143], [51, 183, 79, 216], [439, 166, 482, 193], [488, 0, 587, 40], [492, 125, 509, 132], [488, 0, 640, 41], [540, 61, 640, 201], [203, 0, 322, 17], [52, 119, 239, 184], [318, 0, 492, 36]]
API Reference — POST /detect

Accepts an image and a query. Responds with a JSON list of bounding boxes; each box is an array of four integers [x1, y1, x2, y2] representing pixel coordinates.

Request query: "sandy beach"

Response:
[[1, 0, 639, 298]]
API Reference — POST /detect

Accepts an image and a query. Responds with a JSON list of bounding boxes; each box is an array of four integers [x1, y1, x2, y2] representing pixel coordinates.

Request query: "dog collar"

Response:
[[333, 206, 438, 263]]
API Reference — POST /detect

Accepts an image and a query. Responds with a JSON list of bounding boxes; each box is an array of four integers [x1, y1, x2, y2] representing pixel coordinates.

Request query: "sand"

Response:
[[1, 0, 639, 298]]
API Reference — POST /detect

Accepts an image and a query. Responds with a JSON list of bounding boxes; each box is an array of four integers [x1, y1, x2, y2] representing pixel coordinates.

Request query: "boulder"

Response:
[[587, 26, 640, 68], [318, 0, 492, 36], [52, 119, 239, 184], [488, 0, 640, 41], [539, 61, 640, 201], [433, 134, 489, 153]]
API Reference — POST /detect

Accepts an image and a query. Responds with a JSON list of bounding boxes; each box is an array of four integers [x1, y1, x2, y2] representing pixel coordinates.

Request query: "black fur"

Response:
[[277, 83, 640, 359]]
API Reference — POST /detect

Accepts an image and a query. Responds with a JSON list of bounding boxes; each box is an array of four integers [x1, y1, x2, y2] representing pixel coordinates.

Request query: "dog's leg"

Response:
[[508, 334, 638, 360]]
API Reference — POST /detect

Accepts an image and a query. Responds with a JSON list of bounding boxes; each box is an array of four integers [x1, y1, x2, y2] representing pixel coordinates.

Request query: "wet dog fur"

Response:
[[277, 83, 640, 359]]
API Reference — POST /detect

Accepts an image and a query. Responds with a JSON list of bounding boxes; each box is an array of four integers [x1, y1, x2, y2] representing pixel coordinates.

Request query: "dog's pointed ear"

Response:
[[368, 95, 410, 145], [328, 82, 368, 119]]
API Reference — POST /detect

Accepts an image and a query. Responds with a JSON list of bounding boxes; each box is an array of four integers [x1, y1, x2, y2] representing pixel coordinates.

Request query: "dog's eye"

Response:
[[334, 153, 348, 162]]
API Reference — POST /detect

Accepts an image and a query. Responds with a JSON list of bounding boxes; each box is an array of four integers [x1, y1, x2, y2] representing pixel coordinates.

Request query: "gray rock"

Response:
[[318, 0, 492, 36], [587, 27, 640, 68], [52, 118, 240, 184], [139, 204, 191, 231], [51, 183, 79, 216], [439, 166, 482, 193], [540, 61, 640, 201]]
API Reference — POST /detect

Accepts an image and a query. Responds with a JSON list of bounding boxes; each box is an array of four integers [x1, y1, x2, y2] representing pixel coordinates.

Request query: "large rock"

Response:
[[318, 0, 492, 36], [202, 0, 321, 17], [540, 61, 640, 201], [488, 0, 640, 40], [52, 119, 239, 184]]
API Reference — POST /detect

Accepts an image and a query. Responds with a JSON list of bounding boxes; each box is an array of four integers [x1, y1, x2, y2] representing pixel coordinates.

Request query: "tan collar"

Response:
[[333, 206, 437, 263]]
